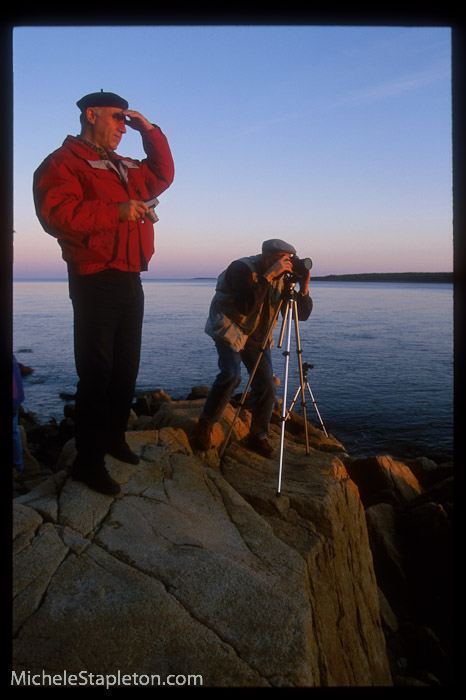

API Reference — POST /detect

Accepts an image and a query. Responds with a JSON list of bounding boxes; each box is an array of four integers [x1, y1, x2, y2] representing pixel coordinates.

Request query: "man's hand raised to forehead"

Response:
[[121, 110, 154, 133]]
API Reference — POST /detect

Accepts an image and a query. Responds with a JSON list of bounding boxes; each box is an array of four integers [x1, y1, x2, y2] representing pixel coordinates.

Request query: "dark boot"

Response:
[[72, 460, 121, 495], [191, 419, 213, 451], [107, 441, 140, 465]]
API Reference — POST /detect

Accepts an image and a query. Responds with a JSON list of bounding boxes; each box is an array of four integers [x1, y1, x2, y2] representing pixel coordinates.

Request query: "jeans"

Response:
[[69, 270, 144, 466], [200, 341, 276, 438]]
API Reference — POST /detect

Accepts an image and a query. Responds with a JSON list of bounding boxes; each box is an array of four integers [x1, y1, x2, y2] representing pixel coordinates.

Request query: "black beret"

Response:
[[76, 90, 129, 111]]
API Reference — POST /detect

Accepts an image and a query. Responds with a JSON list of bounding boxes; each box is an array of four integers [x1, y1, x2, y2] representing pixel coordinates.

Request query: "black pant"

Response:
[[69, 270, 144, 467]]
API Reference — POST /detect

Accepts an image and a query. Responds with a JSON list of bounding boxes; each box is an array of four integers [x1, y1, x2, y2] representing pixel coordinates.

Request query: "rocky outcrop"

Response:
[[13, 397, 392, 687], [12, 390, 453, 687], [345, 455, 454, 686]]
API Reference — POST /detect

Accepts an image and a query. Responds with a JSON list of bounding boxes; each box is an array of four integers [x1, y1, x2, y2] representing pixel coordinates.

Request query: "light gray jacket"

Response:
[[205, 255, 284, 352]]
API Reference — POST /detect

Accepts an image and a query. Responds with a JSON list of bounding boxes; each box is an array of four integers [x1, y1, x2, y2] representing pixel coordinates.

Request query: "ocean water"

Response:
[[13, 278, 453, 461]]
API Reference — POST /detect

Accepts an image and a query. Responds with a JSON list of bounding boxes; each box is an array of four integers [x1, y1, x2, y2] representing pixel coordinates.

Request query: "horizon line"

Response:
[[13, 271, 454, 282]]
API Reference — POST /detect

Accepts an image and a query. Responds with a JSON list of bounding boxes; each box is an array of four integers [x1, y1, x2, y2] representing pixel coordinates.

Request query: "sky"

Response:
[[11, 24, 453, 279]]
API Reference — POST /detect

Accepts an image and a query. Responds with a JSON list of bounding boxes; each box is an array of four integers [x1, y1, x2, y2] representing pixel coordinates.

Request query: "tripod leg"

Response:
[[306, 382, 328, 437], [287, 386, 301, 416], [293, 300, 310, 456], [277, 299, 290, 348], [219, 299, 284, 458], [287, 375, 328, 437], [277, 298, 293, 494]]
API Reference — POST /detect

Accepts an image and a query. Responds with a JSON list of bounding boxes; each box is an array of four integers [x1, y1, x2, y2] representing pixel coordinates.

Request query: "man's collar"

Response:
[[75, 135, 115, 161]]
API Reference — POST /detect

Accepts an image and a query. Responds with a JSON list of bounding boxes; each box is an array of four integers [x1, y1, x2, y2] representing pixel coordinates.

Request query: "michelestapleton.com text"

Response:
[[12, 670, 203, 688]]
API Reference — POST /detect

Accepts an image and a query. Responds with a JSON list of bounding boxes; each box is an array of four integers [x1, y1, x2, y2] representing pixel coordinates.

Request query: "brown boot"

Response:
[[192, 419, 213, 451], [245, 434, 275, 459]]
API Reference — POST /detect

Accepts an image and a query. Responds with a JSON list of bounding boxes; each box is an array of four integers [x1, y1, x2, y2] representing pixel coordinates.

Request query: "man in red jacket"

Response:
[[33, 91, 175, 494]]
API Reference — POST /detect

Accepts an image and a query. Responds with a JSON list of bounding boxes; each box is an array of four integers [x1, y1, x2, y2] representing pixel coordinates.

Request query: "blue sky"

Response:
[[12, 24, 452, 278]]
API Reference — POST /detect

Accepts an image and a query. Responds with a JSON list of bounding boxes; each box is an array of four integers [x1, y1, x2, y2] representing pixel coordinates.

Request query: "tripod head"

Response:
[[281, 274, 298, 299]]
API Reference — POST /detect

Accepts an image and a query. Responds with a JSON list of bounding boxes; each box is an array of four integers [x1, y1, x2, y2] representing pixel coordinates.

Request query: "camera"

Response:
[[144, 197, 159, 224], [290, 255, 313, 280]]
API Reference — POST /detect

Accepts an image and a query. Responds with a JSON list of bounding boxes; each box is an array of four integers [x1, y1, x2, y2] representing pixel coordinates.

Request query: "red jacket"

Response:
[[33, 127, 174, 275]]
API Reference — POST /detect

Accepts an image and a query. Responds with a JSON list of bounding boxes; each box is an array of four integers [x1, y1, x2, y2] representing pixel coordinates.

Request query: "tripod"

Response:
[[276, 280, 311, 494], [218, 277, 326, 496], [287, 362, 328, 438]]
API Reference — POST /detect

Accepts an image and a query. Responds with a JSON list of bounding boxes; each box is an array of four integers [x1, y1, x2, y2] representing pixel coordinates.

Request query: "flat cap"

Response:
[[76, 90, 129, 111], [262, 239, 297, 255]]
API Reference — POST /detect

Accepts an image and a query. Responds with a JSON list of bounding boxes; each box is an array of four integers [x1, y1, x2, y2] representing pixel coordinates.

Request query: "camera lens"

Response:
[[291, 256, 313, 278], [302, 257, 313, 271]]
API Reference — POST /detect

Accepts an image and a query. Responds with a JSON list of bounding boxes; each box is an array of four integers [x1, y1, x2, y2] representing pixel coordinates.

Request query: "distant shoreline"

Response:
[[183, 272, 454, 283], [14, 272, 453, 284], [310, 272, 453, 283]]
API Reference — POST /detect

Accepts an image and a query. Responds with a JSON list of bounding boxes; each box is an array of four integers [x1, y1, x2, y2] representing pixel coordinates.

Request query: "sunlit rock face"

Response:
[[13, 399, 392, 687]]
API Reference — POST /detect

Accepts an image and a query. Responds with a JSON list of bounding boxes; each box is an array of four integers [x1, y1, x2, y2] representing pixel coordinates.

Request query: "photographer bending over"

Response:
[[192, 239, 312, 457]]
